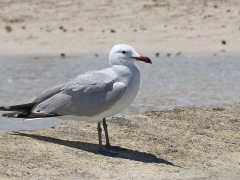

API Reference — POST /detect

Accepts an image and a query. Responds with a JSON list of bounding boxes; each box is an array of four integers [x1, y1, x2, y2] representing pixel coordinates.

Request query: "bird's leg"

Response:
[[103, 118, 124, 151], [97, 122, 118, 156], [97, 122, 103, 152], [102, 118, 110, 147]]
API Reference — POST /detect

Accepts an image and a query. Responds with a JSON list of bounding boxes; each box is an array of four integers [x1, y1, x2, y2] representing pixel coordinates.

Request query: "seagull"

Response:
[[0, 44, 152, 156]]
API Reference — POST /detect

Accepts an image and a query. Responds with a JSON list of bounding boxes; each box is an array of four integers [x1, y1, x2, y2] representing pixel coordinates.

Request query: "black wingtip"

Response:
[[1, 111, 61, 119], [1, 111, 30, 118], [0, 102, 37, 112], [1, 113, 10, 118]]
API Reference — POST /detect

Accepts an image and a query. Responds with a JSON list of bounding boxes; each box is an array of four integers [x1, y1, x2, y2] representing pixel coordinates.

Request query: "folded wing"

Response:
[[32, 72, 127, 116]]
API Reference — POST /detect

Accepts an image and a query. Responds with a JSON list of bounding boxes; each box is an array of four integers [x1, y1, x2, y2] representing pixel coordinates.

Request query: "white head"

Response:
[[109, 44, 152, 66]]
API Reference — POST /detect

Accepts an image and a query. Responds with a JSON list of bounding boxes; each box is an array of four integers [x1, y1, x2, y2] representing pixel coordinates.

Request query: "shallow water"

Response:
[[1, 53, 240, 131]]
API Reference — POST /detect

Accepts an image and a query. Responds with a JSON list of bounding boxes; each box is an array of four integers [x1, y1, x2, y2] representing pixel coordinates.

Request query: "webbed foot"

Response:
[[99, 148, 118, 156], [105, 144, 125, 151]]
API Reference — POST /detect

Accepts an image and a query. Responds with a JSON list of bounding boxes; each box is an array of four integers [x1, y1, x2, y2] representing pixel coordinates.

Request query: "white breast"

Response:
[[102, 65, 140, 117]]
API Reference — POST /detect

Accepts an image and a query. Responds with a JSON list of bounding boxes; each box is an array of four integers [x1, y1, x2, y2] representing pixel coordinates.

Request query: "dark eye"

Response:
[[121, 51, 126, 54]]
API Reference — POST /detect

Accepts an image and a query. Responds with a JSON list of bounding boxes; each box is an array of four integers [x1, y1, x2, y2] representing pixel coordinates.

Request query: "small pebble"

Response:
[[5, 25, 12, 32], [176, 52, 181, 56]]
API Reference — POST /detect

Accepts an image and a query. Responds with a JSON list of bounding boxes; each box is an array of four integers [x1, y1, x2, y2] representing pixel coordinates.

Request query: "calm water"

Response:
[[0, 53, 240, 131]]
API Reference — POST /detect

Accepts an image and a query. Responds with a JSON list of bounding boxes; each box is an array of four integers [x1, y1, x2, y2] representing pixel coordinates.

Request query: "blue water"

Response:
[[1, 53, 240, 131]]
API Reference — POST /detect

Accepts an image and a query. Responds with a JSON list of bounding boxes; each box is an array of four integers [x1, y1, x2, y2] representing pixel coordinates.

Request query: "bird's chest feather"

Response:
[[106, 65, 140, 115], [113, 65, 140, 94]]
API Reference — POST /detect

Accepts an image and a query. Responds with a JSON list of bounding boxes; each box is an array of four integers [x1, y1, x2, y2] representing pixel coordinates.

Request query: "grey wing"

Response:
[[62, 72, 115, 93], [32, 72, 127, 116], [29, 85, 63, 103]]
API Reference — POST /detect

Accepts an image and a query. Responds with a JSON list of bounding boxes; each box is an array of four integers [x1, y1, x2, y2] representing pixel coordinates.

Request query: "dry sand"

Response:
[[0, 0, 240, 179], [0, 0, 239, 56], [0, 104, 239, 179]]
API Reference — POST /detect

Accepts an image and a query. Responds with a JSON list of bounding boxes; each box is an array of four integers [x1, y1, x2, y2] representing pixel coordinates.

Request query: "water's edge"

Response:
[[1, 53, 240, 131]]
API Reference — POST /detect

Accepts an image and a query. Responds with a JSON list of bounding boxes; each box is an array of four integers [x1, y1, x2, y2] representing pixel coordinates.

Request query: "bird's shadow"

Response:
[[12, 132, 179, 167]]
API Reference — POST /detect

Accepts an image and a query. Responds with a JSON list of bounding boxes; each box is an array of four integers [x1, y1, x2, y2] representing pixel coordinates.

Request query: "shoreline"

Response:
[[0, 41, 238, 55], [0, 50, 240, 60]]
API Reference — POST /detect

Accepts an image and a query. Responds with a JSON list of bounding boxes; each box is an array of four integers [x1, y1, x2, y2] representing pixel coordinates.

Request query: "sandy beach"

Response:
[[0, 0, 240, 179], [0, 0, 240, 56], [0, 104, 239, 179]]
